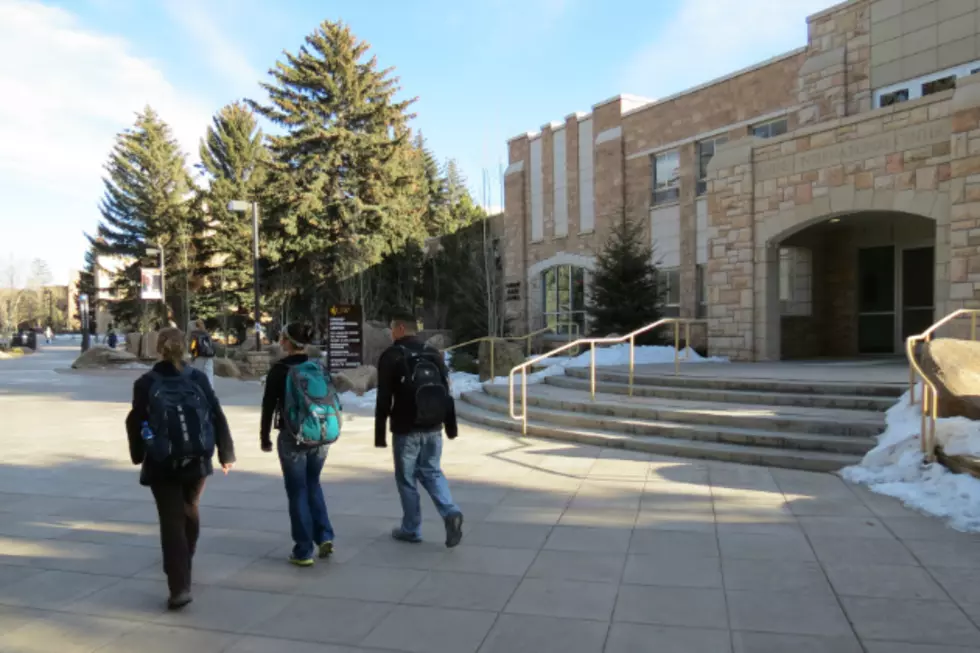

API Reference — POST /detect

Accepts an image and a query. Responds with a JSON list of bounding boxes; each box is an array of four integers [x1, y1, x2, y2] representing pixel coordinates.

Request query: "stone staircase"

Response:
[[455, 366, 906, 472]]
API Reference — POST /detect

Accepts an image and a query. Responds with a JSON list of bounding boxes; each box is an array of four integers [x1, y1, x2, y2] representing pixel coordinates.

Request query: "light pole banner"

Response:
[[140, 268, 163, 300]]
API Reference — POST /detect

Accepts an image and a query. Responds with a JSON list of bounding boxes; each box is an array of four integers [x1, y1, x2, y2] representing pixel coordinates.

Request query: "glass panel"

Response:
[[858, 314, 896, 354], [770, 118, 787, 137], [543, 268, 557, 326], [879, 89, 909, 107], [654, 151, 680, 191], [557, 265, 571, 313], [902, 247, 934, 340], [923, 75, 955, 96], [571, 267, 585, 312], [858, 246, 895, 313]]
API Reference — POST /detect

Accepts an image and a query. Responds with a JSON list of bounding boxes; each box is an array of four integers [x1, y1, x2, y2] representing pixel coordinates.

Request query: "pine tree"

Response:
[[445, 159, 466, 205], [248, 21, 424, 316], [90, 107, 193, 328], [195, 102, 268, 330], [75, 247, 98, 330], [588, 216, 664, 340]]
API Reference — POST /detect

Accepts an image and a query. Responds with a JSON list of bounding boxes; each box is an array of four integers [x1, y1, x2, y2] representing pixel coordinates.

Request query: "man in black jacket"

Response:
[[375, 310, 463, 548]]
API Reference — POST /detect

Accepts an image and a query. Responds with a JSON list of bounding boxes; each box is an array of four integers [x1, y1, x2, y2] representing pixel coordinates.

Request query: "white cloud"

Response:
[[620, 0, 834, 99], [0, 0, 214, 283], [162, 0, 261, 92]]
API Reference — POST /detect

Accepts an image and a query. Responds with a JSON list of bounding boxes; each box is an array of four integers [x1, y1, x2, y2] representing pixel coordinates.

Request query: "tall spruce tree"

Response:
[[195, 102, 268, 330], [587, 216, 664, 340], [90, 107, 193, 328], [248, 21, 424, 318]]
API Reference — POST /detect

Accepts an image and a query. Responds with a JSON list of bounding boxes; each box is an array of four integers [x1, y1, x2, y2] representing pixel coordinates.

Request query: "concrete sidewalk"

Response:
[[0, 347, 977, 652]]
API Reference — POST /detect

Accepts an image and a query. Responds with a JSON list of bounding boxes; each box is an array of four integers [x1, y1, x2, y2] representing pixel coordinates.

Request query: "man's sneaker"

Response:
[[288, 555, 315, 567], [167, 590, 193, 610], [318, 541, 334, 559], [444, 512, 464, 548], [391, 527, 422, 543]]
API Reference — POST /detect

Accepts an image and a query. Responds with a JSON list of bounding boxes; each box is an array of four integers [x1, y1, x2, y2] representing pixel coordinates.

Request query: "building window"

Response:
[[752, 118, 788, 139], [922, 75, 955, 96], [658, 267, 681, 317], [696, 137, 727, 195], [696, 264, 706, 318], [542, 265, 587, 334], [652, 150, 680, 205], [779, 249, 794, 302], [879, 89, 909, 107], [875, 59, 980, 108]]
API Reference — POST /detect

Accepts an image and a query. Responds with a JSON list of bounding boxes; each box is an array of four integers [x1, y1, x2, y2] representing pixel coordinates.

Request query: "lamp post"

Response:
[[79, 293, 90, 352], [227, 200, 261, 351]]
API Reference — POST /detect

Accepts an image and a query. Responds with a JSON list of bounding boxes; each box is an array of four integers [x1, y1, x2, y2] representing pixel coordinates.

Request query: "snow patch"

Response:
[[841, 387, 980, 532]]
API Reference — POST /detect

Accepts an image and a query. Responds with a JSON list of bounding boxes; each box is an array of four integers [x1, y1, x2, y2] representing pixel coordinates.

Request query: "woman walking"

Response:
[[126, 327, 236, 609], [260, 322, 336, 566], [188, 319, 216, 388]]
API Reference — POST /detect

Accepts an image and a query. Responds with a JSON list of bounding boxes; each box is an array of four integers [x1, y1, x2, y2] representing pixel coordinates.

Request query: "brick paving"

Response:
[[1, 346, 979, 652]]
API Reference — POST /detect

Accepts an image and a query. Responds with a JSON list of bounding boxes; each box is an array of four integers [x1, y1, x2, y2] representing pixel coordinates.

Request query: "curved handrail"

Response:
[[906, 309, 980, 460], [508, 318, 708, 435], [441, 325, 573, 380]]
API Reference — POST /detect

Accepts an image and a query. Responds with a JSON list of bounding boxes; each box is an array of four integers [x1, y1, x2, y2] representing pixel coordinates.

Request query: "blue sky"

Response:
[[0, 0, 833, 285]]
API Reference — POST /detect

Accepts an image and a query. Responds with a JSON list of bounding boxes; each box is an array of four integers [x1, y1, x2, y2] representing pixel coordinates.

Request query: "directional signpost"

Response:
[[326, 304, 363, 373]]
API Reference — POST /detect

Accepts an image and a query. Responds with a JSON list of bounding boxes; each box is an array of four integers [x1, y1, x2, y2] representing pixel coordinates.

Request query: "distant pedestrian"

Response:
[[107, 323, 118, 349], [188, 319, 216, 388], [260, 322, 342, 567], [375, 309, 463, 547], [125, 327, 236, 610], [44, 326, 52, 344]]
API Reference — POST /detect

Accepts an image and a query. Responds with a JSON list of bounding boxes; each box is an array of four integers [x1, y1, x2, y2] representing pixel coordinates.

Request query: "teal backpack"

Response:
[[283, 360, 342, 446]]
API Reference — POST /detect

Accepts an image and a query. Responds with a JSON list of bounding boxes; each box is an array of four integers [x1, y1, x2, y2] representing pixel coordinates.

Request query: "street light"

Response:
[[79, 293, 90, 352], [227, 200, 261, 351]]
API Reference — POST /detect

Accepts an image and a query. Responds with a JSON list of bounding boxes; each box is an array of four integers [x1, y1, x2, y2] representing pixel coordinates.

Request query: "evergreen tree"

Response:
[[89, 107, 193, 328], [248, 20, 424, 316], [75, 247, 98, 330], [588, 216, 664, 340], [195, 102, 268, 330], [445, 159, 466, 205]]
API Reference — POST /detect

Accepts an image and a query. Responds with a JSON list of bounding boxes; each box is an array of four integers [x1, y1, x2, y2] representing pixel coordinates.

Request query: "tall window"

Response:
[[659, 268, 681, 317], [697, 136, 727, 195], [652, 150, 680, 205], [542, 265, 587, 333], [696, 264, 707, 318], [752, 118, 788, 139]]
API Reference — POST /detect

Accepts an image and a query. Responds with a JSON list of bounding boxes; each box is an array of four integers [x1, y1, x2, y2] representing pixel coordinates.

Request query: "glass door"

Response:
[[901, 246, 934, 341], [858, 246, 895, 354]]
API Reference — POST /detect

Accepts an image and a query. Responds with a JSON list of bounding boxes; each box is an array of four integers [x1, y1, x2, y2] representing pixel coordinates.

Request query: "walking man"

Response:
[[375, 310, 463, 547]]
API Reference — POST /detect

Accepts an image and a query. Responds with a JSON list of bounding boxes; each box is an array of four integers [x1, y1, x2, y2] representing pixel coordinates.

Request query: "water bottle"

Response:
[[141, 421, 154, 442]]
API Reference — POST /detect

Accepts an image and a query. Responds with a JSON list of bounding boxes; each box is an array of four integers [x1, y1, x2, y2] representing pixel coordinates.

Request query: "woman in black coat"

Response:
[[125, 327, 236, 609]]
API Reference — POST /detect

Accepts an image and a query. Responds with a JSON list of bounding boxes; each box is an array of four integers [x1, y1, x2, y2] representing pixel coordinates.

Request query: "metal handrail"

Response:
[[906, 309, 980, 460], [442, 326, 559, 380], [508, 318, 708, 435]]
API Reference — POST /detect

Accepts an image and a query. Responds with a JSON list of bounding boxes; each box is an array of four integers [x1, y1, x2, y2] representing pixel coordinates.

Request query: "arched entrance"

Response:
[[767, 210, 937, 360]]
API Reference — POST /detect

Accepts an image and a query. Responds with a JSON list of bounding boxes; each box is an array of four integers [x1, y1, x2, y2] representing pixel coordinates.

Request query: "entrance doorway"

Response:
[[857, 244, 935, 354]]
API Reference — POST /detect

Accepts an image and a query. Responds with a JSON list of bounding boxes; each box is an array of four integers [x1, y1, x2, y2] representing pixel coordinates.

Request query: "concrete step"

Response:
[[455, 400, 863, 473], [464, 391, 875, 455], [545, 374, 896, 412], [562, 367, 906, 399], [482, 382, 884, 438]]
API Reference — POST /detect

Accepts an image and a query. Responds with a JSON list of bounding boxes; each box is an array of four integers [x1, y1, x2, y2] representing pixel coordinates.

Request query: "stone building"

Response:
[[503, 0, 980, 361]]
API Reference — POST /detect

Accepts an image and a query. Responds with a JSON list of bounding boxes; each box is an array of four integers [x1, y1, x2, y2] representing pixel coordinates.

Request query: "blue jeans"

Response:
[[393, 431, 460, 538], [278, 434, 333, 559]]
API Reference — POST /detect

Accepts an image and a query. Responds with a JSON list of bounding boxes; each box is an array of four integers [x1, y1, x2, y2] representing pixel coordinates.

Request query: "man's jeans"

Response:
[[278, 434, 334, 559], [393, 430, 460, 538]]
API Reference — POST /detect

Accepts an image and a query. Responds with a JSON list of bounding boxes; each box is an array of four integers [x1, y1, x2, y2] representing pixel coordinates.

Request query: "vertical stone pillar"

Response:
[[704, 140, 756, 361], [679, 143, 698, 319], [754, 243, 781, 361], [946, 73, 980, 337], [504, 136, 530, 333]]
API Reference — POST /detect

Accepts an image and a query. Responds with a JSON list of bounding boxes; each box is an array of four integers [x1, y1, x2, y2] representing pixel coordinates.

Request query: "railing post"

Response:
[[590, 342, 596, 400], [973, 313, 977, 341], [674, 322, 681, 375], [684, 322, 691, 360], [629, 335, 635, 397], [929, 388, 938, 462], [909, 364, 916, 405], [521, 368, 528, 435], [920, 385, 930, 455]]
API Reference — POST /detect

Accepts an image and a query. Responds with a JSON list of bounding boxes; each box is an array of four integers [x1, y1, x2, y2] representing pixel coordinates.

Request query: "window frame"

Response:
[[696, 136, 728, 196], [541, 264, 587, 333], [658, 267, 681, 317], [752, 117, 788, 139], [652, 150, 680, 206], [696, 264, 707, 319]]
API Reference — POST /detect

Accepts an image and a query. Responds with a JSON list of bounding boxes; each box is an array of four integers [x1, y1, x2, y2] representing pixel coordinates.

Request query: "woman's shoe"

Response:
[[167, 590, 193, 610]]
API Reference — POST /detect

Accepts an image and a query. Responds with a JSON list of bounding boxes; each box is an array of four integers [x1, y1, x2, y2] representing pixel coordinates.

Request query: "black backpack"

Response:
[[398, 345, 449, 428], [146, 367, 215, 467], [192, 332, 216, 358]]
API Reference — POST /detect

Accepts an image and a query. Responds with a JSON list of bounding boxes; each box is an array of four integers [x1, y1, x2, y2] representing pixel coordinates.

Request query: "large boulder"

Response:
[[333, 365, 378, 395], [125, 333, 142, 357], [479, 339, 525, 381], [919, 339, 980, 420], [363, 322, 392, 367], [213, 357, 242, 379], [425, 333, 451, 350], [72, 346, 140, 369]]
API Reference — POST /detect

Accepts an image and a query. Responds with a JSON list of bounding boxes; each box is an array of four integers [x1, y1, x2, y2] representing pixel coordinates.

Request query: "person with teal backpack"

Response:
[[260, 322, 341, 566]]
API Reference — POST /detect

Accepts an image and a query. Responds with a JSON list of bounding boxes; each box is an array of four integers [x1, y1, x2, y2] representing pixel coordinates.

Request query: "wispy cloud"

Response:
[[162, 0, 261, 92], [620, 0, 833, 98]]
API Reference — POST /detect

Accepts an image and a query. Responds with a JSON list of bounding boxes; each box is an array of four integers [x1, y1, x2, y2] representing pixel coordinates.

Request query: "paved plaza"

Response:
[[2, 347, 980, 652]]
